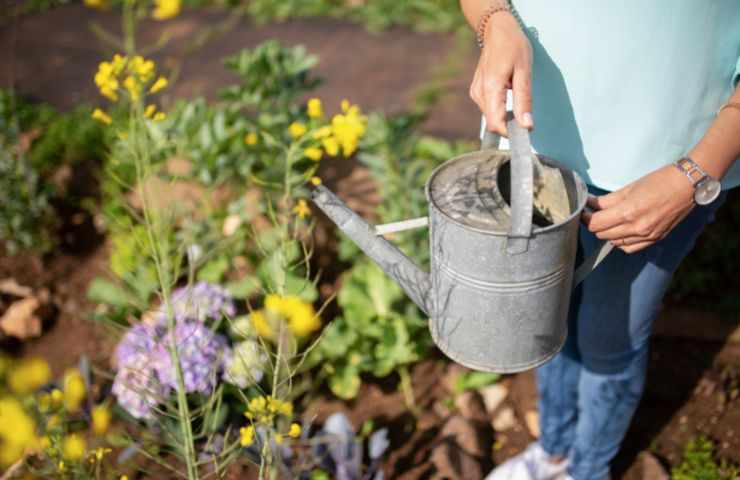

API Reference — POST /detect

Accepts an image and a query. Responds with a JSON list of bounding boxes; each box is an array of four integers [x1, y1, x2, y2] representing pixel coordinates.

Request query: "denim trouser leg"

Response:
[[537, 188, 726, 480]]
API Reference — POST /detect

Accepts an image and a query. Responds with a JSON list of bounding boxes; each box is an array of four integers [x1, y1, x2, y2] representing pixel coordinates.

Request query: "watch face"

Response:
[[695, 178, 722, 205]]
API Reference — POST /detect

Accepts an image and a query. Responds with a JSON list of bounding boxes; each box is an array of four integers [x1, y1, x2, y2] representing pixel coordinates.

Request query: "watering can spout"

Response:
[[311, 185, 432, 315]]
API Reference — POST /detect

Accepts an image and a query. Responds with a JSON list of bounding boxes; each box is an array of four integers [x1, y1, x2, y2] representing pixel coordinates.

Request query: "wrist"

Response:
[[477, 1, 517, 47]]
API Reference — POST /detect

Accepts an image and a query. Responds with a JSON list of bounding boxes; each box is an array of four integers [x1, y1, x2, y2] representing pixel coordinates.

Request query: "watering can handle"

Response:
[[479, 115, 534, 254]]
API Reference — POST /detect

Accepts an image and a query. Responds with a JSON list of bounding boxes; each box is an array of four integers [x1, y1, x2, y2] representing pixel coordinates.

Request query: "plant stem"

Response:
[[132, 108, 199, 480], [399, 365, 420, 417]]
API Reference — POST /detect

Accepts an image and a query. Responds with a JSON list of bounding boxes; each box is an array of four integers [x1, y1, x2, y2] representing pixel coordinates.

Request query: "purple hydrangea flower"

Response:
[[163, 282, 237, 323], [112, 352, 168, 420], [153, 321, 228, 394], [114, 322, 161, 367]]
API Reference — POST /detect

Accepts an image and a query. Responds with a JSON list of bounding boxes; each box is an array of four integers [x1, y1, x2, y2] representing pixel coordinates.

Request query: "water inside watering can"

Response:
[[429, 151, 574, 232]]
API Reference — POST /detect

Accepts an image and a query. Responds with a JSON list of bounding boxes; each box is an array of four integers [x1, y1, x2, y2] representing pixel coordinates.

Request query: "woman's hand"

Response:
[[469, 11, 533, 135], [582, 165, 696, 253]]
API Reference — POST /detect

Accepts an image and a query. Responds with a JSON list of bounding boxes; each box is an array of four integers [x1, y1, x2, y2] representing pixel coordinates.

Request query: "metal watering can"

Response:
[[312, 117, 613, 373]]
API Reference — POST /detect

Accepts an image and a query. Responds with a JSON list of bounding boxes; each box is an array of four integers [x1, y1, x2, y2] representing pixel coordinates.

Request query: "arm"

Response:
[[460, 0, 534, 134], [584, 85, 740, 253]]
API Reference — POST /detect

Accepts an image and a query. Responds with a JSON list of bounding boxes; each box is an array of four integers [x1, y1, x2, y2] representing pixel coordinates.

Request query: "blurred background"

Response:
[[0, 1, 738, 479]]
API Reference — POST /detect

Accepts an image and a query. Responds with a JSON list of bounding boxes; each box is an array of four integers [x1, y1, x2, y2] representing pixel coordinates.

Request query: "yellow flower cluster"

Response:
[[300, 98, 366, 161], [240, 395, 301, 447], [293, 198, 311, 219], [250, 294, 321, 340], [153, 0, 181, 20], [8, 357, 51, 394], [0, 396, 39, 468], [244, 395, 293, 424], [62, 368, 86, 413], [83, 0, 107, 10], [92, 54, 168, 124]]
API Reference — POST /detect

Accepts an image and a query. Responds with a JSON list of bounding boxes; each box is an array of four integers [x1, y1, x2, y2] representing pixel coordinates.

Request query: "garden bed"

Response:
[[1, 3, 739, 480]]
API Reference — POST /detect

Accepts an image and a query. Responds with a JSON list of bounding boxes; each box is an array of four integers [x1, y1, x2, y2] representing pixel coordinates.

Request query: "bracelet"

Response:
[[718, 102, 740, 115], [476, 0, 512, 48]]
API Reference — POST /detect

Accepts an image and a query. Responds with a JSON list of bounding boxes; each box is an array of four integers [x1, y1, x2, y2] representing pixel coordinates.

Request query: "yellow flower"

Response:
[[322, 136, 340, 156], [63, 368, 86, 413], [330, 102, 366, 157], [243, 395, 293, 426], [121, 476, 129, 480], [144, 104, 156, 118], [62, 434, 86, 460], [250, 310, 274, 340], [307, 98, 323, 118], [152, 0, 181, 20], [312, 125, 332, 139], [130, 56, 155, 82], [91, 404, 111, 435], [304, 147, 323, 161], [288, 423, 301, 438], [0, 397, 39, 468], [292, 199, 311, 219], [244, 132, 258, 146], [149, 76, 168, 94], [239, 425, 255, 446], [8, 357, 50, 394], [50, 388, 63, 406], [289, 122, 307, 139], [153, 112, 167, 122], [90, 447, 111, 461], [58, 461, 65, 472], [92, 108, 112, 125], [123, 75, 140, 101], [83, 0, 107, 9], [310, 176, 322, 186], [94, 61, 119, 102], [274, 433, 284, 445], [264, 294, 320, 337]]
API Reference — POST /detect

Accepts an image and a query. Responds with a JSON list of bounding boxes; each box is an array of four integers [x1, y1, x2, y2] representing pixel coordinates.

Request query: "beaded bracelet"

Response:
[[476, 0, 513, 48]]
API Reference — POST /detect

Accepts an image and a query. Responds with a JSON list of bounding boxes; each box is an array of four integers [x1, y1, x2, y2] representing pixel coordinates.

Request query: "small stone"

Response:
[[492, 407, 516, 432], [455, 391, 488, 423], [525, 411, 540, 438], [639, 451, 668, 480], [431, 441, 483, 480], [441, 415, 487, 457], [480, 384, 509, 413]]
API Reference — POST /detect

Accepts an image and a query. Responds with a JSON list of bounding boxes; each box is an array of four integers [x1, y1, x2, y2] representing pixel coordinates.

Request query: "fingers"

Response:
[[512, 65, 533, 130], [620, 241, 653, 254], [582, 205, 624, 232], [483, 77, 509, 135], [587, 192, 622, 211]]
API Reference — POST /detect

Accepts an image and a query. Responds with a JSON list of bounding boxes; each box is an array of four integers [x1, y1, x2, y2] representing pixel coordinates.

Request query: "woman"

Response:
[[459, 1, 740, 479]]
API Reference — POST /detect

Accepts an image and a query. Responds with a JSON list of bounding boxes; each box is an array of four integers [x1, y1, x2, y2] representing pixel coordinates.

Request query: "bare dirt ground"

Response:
[[1, 5, 739, 479]]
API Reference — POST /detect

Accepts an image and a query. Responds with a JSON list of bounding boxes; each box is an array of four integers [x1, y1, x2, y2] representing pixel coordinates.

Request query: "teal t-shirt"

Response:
[[511, 1, 740, 190]]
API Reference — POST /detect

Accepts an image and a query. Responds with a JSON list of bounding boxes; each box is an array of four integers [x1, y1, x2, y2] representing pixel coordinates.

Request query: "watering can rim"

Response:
[[423, 149, 589, 237]]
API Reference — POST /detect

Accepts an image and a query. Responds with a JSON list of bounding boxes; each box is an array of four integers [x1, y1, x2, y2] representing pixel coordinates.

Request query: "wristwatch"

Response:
[[674, 157, 721, 206]]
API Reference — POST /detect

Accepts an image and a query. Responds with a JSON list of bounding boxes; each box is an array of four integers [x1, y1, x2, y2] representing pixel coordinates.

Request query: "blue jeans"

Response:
[[537, 187, 727, 480]]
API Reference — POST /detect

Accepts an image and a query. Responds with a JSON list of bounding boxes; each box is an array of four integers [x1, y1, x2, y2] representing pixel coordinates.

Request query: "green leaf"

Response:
[[198, 256, 230, 283], [225, 276, 262, 299], [454, 371, 501, 394], [87, 277, 131, 308], [328, 364, 362, 400]]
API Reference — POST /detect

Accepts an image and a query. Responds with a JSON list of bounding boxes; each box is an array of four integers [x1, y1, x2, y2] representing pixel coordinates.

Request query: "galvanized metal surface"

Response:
[[312, 123, 601, 373]]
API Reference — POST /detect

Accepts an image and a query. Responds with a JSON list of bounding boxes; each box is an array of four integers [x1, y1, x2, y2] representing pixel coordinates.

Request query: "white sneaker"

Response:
[[485, 443, 570, 480]]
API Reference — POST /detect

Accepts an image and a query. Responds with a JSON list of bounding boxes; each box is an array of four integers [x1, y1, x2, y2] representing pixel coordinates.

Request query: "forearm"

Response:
[[689, 85, 740, 180]]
